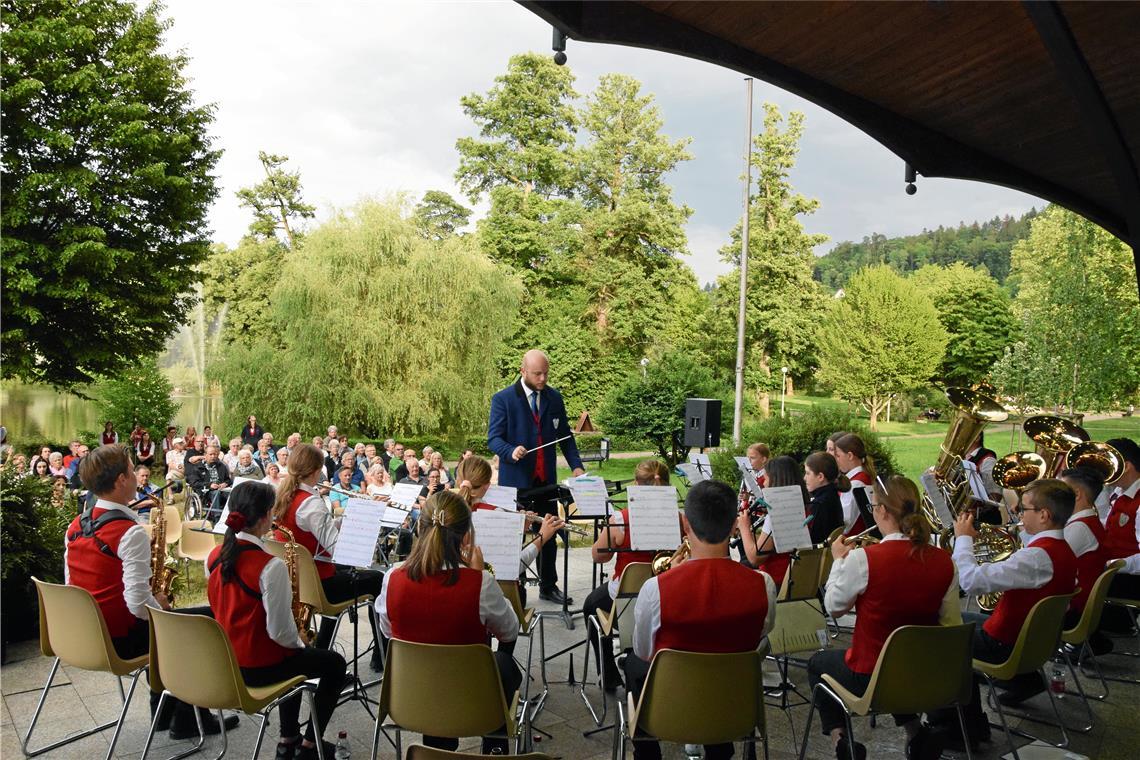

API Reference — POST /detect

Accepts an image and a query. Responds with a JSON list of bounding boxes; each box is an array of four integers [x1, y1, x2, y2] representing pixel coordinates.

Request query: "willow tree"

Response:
[[214, 199, 522, 437]]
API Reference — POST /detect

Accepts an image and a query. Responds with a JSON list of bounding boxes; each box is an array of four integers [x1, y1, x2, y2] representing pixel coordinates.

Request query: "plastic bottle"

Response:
[[1049, 658, 1066, 699], [334, 730, 351, 759]]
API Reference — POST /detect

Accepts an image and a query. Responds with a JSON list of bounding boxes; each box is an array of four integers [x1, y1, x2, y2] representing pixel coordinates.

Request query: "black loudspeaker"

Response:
[[684, 398, 722, 448]]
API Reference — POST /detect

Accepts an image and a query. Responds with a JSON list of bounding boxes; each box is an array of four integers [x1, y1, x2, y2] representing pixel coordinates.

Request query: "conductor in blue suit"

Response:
[[489, 349, 585, 603]]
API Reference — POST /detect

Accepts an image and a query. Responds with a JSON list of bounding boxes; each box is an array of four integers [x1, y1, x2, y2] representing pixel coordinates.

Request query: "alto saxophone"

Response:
[[149, 495, 177, 602], [274, 523, 315, 644]]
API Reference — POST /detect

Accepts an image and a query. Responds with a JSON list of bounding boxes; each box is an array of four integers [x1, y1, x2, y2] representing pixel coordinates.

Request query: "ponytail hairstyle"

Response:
[[874, 475, 930, 547], [805, 451, 851, 493], [273, 443, 326, 521], [835, 433, 876, 479], [404, 490, 472, 585], [455, 455, 493, 505], [217, 482, 276, 583], [634, 459, 670, 486]]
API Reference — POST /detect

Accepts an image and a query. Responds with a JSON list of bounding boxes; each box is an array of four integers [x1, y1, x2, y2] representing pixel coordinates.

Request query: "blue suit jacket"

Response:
[[488, 380, 583, 489]]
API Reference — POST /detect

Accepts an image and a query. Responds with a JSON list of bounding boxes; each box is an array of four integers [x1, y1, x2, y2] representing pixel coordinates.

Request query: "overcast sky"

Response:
[[158, 0, 1043, 285]]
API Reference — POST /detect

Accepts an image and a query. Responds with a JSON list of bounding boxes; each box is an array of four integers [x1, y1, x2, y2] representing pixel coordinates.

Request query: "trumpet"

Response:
[[840, 524, 880, 548], [652, 537, 691, 575]]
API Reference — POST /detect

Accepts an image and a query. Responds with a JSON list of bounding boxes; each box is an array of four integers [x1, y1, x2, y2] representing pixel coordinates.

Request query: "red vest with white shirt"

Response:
[[612, 508, 656, 581], [845, 540, 955, 674], [207, 541, 298, 668], [984, 536, 1077, 645], [1068, 513, 1108, 613], [653, 558, 769, 656], [385, 567, 487, 644], [65, 507, 139, 638], [275, 489, 335, 580], [844, 468, 872, 536], [1102, 485, 1140, 561]]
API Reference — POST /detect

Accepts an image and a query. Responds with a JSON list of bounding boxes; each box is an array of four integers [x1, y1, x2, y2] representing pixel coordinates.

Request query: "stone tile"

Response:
[[5, 683, 108, 750], [0, 654, 71, 697]]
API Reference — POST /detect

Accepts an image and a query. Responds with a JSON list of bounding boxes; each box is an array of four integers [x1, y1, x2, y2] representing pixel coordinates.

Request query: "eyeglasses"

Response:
[[1012, 505, 1044, 513]]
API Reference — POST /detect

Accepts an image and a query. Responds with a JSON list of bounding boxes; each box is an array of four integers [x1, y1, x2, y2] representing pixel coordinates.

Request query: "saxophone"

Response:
[[149, 496, 177, 601], [273, 524, 315, 644]]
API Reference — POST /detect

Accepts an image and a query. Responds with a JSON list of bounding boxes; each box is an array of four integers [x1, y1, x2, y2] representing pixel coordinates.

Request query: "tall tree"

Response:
[[911, 263, 1019, 387], [817, 265, 948, 430], [198, 238, 281, 346], [234, 151, 315, 248], [412, 190, 471, 241], [1, 0, 220, 388]]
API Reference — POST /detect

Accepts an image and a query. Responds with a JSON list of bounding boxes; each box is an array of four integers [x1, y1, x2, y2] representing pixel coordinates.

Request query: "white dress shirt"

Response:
[[1107, 479, 1140, 575], [205, 532, 305, 649], [521, 379, 540, 414], [953, 528, 1064, 595], [294, 482, 339, 559], [966, 447, 999, 496], [1064, 508, 1102, 558], [839, 466, 866, 529], [824, 533, 961, 623], [63, 499, 159, 621], [631, 557, 778, 661], [375, 565, 519, 643]]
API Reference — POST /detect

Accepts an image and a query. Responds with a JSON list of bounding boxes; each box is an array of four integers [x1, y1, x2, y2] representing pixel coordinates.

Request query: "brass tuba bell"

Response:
[[1065, 441, 1125, 485], [1023, 416, 1089, 476], [929, 387, 1009, 524]]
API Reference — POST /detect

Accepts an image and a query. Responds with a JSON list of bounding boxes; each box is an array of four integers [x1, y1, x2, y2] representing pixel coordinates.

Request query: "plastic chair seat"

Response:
[[819, 674, 872, 716], [175, 519, 217, 562], [242, 675, 308, 713]]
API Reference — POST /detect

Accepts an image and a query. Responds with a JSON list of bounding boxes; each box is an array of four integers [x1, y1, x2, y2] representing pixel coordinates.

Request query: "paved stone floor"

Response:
[[3, 547, 1138, 759]]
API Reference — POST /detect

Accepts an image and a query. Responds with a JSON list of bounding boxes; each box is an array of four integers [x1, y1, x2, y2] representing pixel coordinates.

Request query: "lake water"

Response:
[[1, 383, 224, 445]]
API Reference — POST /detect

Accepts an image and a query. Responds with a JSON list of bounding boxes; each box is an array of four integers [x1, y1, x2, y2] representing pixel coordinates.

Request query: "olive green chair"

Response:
[[141, 607, 324, 760], [973, 592, 1076, 760], [407, 746, 553, 759], [1058, 561, 1123, 726], [20, 578, 150, 760], [371, 639, 524, 760], [616, 645, 770, 760], [798, 623, 976, 760]]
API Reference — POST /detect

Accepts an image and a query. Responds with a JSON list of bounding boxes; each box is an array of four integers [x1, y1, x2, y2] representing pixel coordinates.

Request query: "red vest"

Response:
[[844, 470, 872, 536], [654, 558, 769, 656], [102, 432, 117, 445], [386, 566, 487, 644], [275, 490, 334, 580], [207, 541, 298, 668], [66, 508, 140, 638], [1068, 514, 1109, 613], [984, 536, 1077, 645], [1103, 490, 1140, 561], [845, 541, 955, 674], [612, 508, 656, 581]]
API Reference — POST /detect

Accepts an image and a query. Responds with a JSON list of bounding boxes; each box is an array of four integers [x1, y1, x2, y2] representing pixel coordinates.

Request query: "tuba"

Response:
[[1023, 416, 1089, 476], [1066, 441, 1125, 485], [652, 538, 691, 575], [273, 524, 315, 644], [150, 496, 178, 602], [929, 387, 1009, 524]]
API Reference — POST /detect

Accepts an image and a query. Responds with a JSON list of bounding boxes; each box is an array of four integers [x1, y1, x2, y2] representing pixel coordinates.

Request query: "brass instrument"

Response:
[[149, 495, 177, 602], [273, 523, 315, 645], [1023, 415, 1089, 476], [1065, 441, 1125, 484], [652, 538, 691, 575], [841, 524, 881, 548], [930, 387, 1009, 524], [520, 509, 590, 537]]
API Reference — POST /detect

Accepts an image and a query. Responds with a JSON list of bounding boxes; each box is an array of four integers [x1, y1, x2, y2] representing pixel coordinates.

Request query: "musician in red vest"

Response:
[[584, 459, 670, 691], [808, 475, 959, 760], [64, 445, 238, 741], [746, 442, 770, 489], [930, 478, 1078, 750], [965, 431, 1000, 500], [833, 433, 875, 536], [1099, 437, 1140, 635], [625, 480, 777, 760], [376, 490, 521, 753], [272, 443, 385, 669], [1060, 467, 1110, 619], [208, 481, 347, 760]]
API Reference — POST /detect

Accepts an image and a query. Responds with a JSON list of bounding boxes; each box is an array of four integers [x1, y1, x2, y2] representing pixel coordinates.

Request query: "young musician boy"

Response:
[[930, 479, 1078, 749], [1099, 438, 1140, 635], [625, 480, 777, 760], [64, 445, 238, 740]]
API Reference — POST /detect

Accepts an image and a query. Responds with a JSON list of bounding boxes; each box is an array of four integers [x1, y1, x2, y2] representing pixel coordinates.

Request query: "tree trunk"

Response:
[[756, 351, 771, 418], [867, 395, 886, 431], [786, 375, 795, 398]]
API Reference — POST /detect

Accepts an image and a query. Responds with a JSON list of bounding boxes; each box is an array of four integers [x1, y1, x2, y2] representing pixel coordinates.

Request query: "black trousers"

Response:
[[317, 568, 386, 661], [526, 486, 560, 591], [584, 584, 620, 678], [420, 648, 522, 754], [930, 611, 1012, 733], [112, 605, 213, 719], [1099, 572, 1140, 632], [241, 648, 346, 742], [624, 654, 737, 760], [807, 649, 917, 735]]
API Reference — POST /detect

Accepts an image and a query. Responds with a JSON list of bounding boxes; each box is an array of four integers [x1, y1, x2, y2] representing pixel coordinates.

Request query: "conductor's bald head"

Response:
[[520, 349, 550, 391]]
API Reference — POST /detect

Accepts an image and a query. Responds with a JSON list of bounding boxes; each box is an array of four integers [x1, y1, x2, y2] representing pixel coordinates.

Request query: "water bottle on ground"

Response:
[[1049, 658, 1066, 699], [334, 730, 351, 759]]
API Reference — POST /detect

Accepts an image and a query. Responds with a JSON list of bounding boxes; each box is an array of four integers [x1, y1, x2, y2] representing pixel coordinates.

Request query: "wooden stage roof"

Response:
[[519, 1, 1140, 293]]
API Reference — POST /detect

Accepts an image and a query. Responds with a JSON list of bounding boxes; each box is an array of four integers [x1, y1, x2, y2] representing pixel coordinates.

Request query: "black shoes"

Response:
[[905, 725, 945, 760], [539, 587, 573, 604], [834, 737, 866, 760], [168, 709, 241, 740], [603, 666, 624, 693]]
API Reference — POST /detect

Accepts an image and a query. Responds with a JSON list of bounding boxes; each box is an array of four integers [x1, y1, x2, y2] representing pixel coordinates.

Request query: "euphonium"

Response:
[[273, 523, 315, 645], [149, 495, 177, 601], [1023, 415, 1089, 476], [1066, 441, 1125, 484], [652, 537, 691, 575], [930, 387, 1009, 523]]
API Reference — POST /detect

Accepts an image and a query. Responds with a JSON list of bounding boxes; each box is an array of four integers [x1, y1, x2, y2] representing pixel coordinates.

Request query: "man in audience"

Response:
[[312, 435, 325, 451], [279, 432, 301, 460], [165, 437, 188, 502], [327, 425, 339, 441], [186, 435, 207, 466], [187, 444, 232, 521], [393, 449, 415, 481], [67, 444, 90, 489], [63, 439, 81, 469], [254, 438, 277, 473], [397, 454, 428, 498], [134, 465, 159, 513], [381, 439, 396, 469]]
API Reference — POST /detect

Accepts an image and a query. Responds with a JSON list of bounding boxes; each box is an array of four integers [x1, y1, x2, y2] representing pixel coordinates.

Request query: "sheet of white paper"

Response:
[[676, 463, 707, 484], [388, 483, 424, 508], [688, 452, 713, 476], [961, 461, 991, 502], [735, 457, 763, 497], [332, 499, 386, 567], [920, 472, 954, 527], [763, 485, 813, 552], [230, 476, 259, 490], [567, 476, 609, 517], [626, 486, 682, 550], [481, 484, 519, 511], [210, 504, 231, 535], [378, 502, 411, 528], [471, 509, 524, 578]]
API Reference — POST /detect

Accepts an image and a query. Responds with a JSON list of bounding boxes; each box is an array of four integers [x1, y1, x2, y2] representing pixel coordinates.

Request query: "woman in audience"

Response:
[[33, 458, 52, 480], [233, 449, 264, 480], [202, 425, 221, 449], [30, 445, 53, 473], [262, 461, 284, 488], [135, 431, 157, 469], [365, 464, 393, 499], [48, 451, 68, 477], [429, 450, 451, 486]]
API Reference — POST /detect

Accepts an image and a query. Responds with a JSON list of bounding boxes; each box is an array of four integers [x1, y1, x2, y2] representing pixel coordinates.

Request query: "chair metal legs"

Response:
[[580, 614, 611, 730], [20, 658, 147, 760], [140, 690, 206, 760]]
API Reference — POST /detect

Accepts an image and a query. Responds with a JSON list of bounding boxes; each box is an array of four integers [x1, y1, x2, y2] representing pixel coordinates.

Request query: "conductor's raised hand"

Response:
[[511, 445, 528, 462]]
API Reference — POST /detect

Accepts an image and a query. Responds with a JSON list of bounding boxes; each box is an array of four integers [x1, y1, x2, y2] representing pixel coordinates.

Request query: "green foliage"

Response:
[[214, 199, 522, 438], [707, 406, 900, 488], [235, 151, 315, 248], [597, 354, 729, 464], [813, 210, 1039, 290], [199, 238, 282, 345], [911, 263, 1019, 387], [992, 206, 1140, 411], [94, 355, 180, 436], [1, 466, 72, 641], [817, 265, 948, 430], [1, 0, 220, 389], [413, 190, 472, 241]]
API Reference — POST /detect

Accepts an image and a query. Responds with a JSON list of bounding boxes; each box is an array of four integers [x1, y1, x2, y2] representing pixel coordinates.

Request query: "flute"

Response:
[[491, 505, 591, 537], [842, 524, 879, 546]]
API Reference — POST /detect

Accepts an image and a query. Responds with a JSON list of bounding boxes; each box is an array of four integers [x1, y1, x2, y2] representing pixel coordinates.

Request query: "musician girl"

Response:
[[808, 475, 960, 760], [803, 452, 850, 542], [272, 443, 385, 670], [826, 431, 849, 458], [747, 442, 770, 489], [207, 482, 348, 760], [582, 459, 671, 691], [834, 433, 876, 535], [375, 490, 520, 754], [101, 420, 119, 446]]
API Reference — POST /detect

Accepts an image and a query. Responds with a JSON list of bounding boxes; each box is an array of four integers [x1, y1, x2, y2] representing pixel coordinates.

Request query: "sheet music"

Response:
[[388, 483, 424, 508], [230, 476, 260, 490], [734, 457, 763, 497], [471, 509, 524, 577], [676, 463, 707, 484], [378, 501, 410, 528], [762, 485, 813, 552], [626, 486, 682, 550], [688, 452, 712, 475], [567, 476, 609, 517], [332, 499, 385, 567], [481, 484, 518, 511], [920, 472, 954, 527], [210, 504, 231, 535]]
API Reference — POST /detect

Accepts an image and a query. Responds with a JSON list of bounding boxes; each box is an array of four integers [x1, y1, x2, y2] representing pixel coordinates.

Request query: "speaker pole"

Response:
[[732, 77, 754, 447]]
